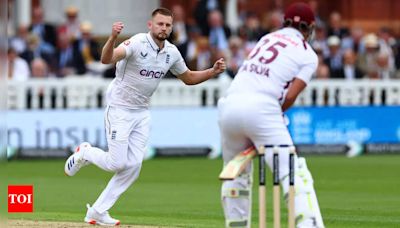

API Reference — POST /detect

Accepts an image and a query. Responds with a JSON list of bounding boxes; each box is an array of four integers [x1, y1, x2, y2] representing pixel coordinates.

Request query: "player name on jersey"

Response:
[[239, 63, 270, 77]]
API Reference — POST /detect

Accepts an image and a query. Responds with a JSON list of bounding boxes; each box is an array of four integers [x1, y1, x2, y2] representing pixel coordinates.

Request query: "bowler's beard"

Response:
[[154, 32, 169, 42]]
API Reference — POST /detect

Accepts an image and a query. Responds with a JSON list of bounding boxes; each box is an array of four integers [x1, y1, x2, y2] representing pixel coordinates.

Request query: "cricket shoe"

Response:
[[64, 142, 91, 176], [84, 204, 120, 226]]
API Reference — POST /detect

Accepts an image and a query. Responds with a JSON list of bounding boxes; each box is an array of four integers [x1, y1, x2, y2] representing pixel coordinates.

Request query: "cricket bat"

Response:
[[219, 146, 257, 180]]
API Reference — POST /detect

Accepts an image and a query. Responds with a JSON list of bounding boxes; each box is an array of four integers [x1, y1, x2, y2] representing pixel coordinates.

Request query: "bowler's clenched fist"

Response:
[[112, 22, 124, 37]]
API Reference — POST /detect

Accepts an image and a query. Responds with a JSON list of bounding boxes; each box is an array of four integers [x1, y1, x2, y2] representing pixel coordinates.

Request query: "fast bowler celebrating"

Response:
[[64, 7, 225, 226]]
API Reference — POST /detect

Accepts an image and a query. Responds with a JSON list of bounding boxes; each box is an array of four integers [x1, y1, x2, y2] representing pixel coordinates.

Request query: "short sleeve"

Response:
[[169, 50, 188, 76], [296, 52, 318, 84], [117, 36, 138, 58]]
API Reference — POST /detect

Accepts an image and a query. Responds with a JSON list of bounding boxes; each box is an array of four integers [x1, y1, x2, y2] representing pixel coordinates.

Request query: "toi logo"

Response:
[[8, 185, 34, 213]]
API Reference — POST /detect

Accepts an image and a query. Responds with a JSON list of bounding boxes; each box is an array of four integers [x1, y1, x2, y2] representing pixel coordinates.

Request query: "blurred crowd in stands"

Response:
[[7, 0, 400, 82], [8, 5, 102, 80]]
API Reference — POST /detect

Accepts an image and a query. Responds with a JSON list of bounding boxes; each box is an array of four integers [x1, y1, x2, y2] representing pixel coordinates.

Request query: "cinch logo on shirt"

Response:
[[139, 69, 165, 78], [8, 185, 34, 213]]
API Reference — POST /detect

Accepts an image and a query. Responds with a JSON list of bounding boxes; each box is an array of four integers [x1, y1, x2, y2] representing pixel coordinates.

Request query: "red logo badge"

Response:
[[8, 185, 34, 213]]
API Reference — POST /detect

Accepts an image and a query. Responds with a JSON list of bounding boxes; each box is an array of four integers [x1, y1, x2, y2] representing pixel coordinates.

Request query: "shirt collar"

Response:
[[146, 32, 165, 53], [281, 27, 305, 40]]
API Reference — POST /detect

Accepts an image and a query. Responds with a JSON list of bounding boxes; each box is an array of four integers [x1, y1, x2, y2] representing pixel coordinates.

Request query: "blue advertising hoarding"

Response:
[[7, 106, 400, 154], [287, 106, 400, 144]]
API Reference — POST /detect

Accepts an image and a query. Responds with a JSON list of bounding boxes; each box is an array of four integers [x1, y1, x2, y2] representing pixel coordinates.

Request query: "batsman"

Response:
[[218, 3, 324, 228]]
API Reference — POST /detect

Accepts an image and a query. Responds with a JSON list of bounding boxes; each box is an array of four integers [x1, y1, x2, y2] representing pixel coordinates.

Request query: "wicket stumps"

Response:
[[258, 145, 296, 228], [258, 146, 266, 228]]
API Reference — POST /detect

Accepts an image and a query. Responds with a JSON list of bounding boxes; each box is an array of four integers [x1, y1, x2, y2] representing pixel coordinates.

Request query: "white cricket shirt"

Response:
[[227, 27, 318, 103], [106, 33, 188, 109]]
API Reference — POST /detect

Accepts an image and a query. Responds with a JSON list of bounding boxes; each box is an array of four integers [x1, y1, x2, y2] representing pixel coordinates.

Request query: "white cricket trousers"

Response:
[[218, 93, 293, 225], [83, 105, 150, 214], [218, 93, 293, 162], [219, 94, 325, 228]]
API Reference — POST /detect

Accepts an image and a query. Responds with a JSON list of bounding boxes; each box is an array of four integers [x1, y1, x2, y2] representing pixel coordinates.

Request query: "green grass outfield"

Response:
[[1, 155, 400, 227]]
